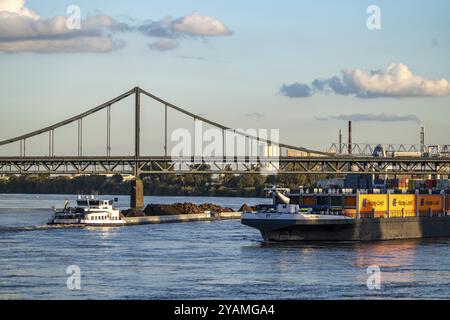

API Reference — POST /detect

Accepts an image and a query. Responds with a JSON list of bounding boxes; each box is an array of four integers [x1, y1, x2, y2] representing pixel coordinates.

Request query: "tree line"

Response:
[[0, 173, 325, 197]]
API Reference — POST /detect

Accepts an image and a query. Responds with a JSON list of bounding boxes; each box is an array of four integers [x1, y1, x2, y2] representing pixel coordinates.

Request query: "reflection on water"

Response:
[[240, 240, 450, 298], [0, 194, 449, 300], [85, 227, 122, 239], [354, 241, 418, 284]]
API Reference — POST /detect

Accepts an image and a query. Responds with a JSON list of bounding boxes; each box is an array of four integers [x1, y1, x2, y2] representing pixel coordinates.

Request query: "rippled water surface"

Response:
[[0, 194, 449, 299]]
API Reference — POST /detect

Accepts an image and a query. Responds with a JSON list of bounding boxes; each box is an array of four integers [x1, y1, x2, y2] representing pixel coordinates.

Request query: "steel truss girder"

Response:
[[0, 156, 449, 175]]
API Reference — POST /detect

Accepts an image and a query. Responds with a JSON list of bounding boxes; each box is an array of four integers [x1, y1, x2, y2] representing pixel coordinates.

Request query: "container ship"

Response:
[[241, 187, 450, 241]]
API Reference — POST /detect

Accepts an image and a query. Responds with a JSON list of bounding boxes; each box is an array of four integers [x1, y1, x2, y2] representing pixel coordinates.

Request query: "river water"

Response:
[[0, 194, 449, 300]]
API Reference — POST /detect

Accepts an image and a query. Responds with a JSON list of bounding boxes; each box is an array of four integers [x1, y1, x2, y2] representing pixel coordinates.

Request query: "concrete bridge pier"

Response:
[[130, 176, 144, 209]]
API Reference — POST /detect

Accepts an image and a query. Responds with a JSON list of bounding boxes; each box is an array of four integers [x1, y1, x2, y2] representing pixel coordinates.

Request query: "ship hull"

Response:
[[242, 215, 450, 241], [47, 219, 126, 226]]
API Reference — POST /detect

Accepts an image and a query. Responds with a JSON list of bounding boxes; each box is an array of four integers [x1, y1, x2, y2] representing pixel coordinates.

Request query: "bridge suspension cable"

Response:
[[77, 118, 83, 157], [0, 88, 135, 147], [107, 105, 111, 157], [0, 86, 328, 157], [138, 88, 328, 156]]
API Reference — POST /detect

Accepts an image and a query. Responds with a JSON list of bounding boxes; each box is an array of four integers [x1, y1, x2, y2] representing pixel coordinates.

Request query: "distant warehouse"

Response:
[[286, 149, 327, 157]]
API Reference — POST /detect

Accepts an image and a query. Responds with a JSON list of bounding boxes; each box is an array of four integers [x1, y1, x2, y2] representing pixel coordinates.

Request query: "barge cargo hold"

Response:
[[241, 188, 450, 242]]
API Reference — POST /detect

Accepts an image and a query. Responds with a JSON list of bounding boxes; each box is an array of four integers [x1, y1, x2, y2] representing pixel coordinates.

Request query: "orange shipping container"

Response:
[[358, 194, 388, 213], [344, 195, 356, 207], [418, 195, 443, 213], [447, 195, 450, 212], [302, 196, 316, 206]]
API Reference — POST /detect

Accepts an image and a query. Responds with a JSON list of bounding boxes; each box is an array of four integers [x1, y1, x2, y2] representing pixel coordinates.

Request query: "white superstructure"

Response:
[[242, 186, 352, 222], [48, 195, 126, 226]]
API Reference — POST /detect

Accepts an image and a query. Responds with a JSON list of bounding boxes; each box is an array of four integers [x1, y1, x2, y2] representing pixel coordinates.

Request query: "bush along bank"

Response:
[[0, 173, 322, 197]]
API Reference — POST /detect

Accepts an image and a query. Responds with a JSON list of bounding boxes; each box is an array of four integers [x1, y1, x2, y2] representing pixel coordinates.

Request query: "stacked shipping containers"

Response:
[[437, 180, 450, 191], [408, 179, 425, 190], [342, 176, 449, 192], [344, 175, 373, 190], [388, 177, 409, 190], [408, 179, 449, 191], [287, 190, 447, 218]]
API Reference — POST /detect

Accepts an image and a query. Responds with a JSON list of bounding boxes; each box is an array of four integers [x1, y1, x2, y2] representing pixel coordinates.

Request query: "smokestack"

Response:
[[348, 121, 352, 154], [339, 129, 342, 154], [420, 125, 425, 152]]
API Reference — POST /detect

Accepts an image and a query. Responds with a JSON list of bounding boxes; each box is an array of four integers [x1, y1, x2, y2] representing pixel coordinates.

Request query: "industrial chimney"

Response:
[[348, 121, 352, 154], [339, 129, 342, 154], [420, 125, 425, 153]]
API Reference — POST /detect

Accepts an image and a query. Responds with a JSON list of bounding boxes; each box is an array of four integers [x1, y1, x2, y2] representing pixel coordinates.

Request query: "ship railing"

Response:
[[355, 210, 447, 219], [418, 210, 446, 218], [313, 210, 345, 216], [389, 211, 416, 218], [359, 212, 385, 219]]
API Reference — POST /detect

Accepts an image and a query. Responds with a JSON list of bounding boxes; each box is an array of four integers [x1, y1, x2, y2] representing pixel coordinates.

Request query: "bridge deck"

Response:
[[0, 156, 448, 175]]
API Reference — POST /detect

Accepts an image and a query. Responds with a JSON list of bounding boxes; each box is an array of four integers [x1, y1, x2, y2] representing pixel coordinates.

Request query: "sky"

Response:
[[0, 0, 449, 156]]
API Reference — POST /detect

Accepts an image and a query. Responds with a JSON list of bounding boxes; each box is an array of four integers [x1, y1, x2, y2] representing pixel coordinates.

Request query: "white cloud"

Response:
[[0, 0, 39, 19], [138, 12, 232, 42], [0, 36, 124, 53], [343, 64, 450, 98], [0, 14, 128, 41], [0, 3, 232, 53], [315, 113, 420, 122], [172, 12, 232, 36], [0, 1, 128, 53], [282, 63, 450, 98]]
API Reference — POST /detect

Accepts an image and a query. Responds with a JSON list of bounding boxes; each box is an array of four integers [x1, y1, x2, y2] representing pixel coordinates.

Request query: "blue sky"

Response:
[[0, 0, 449, 156]]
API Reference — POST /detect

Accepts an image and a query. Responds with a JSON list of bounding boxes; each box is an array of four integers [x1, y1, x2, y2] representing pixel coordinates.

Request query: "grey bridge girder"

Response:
[[0, 156, 449, 175]]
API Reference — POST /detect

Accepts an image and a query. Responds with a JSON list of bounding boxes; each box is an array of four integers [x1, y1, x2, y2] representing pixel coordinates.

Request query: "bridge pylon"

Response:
[[130, 87, 144, 209], [130, 175, 144, 210]]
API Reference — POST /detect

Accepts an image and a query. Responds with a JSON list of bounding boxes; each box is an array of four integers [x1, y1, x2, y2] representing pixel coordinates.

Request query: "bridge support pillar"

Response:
[[130, 177, 144, 209]]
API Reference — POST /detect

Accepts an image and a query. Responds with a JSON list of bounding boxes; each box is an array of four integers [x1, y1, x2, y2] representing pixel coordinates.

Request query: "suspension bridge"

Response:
[[0, 87, 449, 207]]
